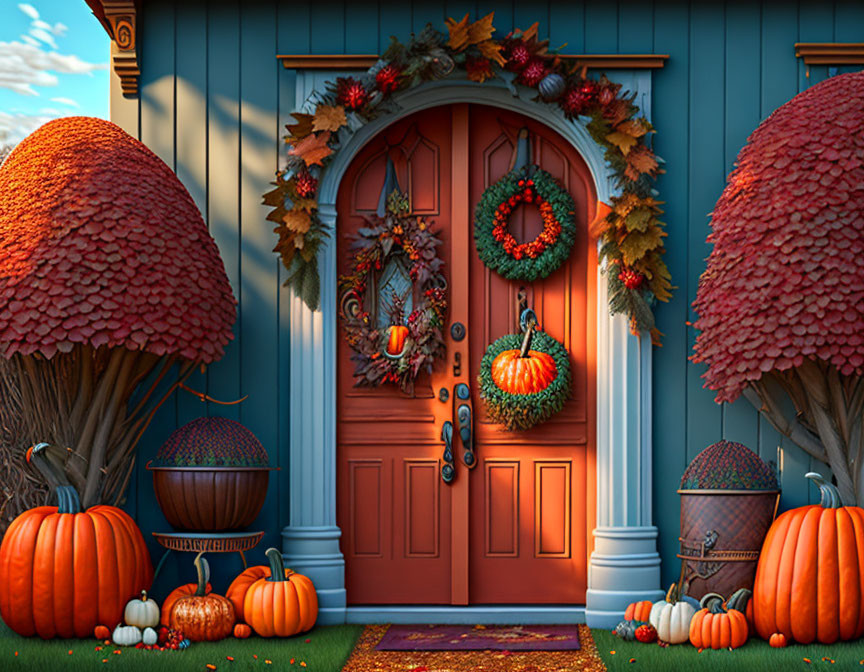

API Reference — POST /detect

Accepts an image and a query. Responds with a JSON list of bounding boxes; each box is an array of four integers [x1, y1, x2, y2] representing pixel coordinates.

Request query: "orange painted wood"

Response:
[[337, 104, 596, 605], [795, 43, 864, 64], [278, 54, 668, 69]]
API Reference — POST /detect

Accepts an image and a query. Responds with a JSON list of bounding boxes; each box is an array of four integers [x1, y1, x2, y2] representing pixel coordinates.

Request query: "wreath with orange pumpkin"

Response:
[[479, 314, 571, 430], [338, 193, 447, 393]]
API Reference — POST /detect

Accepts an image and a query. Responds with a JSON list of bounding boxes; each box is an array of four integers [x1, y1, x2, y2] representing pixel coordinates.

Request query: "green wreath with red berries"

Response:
[[474, 165, 577, 281], [338, 194, 448, 394]]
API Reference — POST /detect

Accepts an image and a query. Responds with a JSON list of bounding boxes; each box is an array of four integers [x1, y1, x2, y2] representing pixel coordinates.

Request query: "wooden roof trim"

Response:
[[278, 53, 669, 70], [795, 43, 864, 65], [85, 0, 140, 96]]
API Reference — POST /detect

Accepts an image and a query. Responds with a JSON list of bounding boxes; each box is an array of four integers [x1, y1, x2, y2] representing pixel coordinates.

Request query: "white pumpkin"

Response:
[[112, 624, 142, 646], [142, 627, 158, 646], [124, 590, 160, 629], [649, 583, 696, 644]]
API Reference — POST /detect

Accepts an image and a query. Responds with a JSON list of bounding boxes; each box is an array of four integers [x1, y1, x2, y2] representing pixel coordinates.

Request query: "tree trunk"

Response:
[[745, 361, 862, 506]]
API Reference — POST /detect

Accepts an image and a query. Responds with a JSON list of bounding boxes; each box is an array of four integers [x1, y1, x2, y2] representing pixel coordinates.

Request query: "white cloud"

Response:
[[18, 4, 39, 20], [0, 110, 61, 146], [0, 40, 106, 96], [51, 96, 79, 107], [19, 34, 40, 47], [29, 27, 57, 49]]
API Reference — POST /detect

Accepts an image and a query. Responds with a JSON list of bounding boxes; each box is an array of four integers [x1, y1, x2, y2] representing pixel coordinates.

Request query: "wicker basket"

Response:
[[678, 441, 779, 600]]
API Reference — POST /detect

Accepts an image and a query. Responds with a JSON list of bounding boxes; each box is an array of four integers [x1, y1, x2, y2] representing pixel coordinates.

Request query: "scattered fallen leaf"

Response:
[[610, 651, 616, 655], [300, 664, 307, 669], [629, 658, 636, 664], [102, 659, 108, 663], [206, 665, 217, 671], [226, 656, 234, 662], [290, 658, 296, 664], [305, 638, 311, 643], [265, 660, 272, 665], [68, 650, 73, 655], [312, 104, 347, 133], [95, 646, 102, 651]]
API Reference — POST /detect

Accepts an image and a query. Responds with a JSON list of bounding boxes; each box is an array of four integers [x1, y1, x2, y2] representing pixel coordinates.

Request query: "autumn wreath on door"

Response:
[[338, 191, 447, 393]]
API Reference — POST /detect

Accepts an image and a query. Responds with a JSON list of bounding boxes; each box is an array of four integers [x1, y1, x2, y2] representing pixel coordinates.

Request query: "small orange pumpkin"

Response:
[[168, 553, 234, 641], [234, 623, 252, 639], [161, 581, 212, 626], [624, 600, 653, 623], [491, 348, 556, 394], [94, 625, 110, 640], [689, 589, 751, 650], [227, 562, 291, 623], [243, 548, 318, 637], [385, 325, 409, 356], [769, 632, 788, 648]]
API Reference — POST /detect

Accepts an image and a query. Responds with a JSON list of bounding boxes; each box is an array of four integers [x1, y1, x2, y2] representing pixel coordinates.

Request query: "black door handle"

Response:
[[441, 420, 454, 483]]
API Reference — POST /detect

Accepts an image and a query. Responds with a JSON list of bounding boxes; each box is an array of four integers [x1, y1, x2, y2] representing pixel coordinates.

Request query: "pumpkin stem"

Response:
[[519, 321, 536, 358], [806, 472, 843, 509], [56, 485, 82, 514], [265, 547, 290, 582], [140, 590, 148, 602], [664, 582, 680, 604], [725, 588, 752, 614], [193, 552, 210, 597], [699, 592, 726, 614]]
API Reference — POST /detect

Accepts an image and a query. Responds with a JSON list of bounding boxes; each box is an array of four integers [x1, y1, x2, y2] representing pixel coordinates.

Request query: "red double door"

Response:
[[336, 104, 596, 605]]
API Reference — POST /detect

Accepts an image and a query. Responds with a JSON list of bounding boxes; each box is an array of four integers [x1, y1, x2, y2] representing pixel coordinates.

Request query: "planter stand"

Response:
[[151, 531, 264, 583]]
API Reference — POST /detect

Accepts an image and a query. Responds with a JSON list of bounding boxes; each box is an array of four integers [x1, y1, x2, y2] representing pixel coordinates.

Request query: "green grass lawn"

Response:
[[594, 629, 864, 671], [0, 620, 363, 672]]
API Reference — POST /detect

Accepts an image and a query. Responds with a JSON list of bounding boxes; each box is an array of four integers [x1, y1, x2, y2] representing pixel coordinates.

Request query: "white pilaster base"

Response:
[[282, 525, 346, 625], [585, 526, 665, 628]]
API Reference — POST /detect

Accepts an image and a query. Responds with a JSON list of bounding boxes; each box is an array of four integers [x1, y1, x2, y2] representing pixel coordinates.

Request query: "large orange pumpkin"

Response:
[[753, 472, 864, 644], [226, 562, 291, 623], [689, 589, 751, 650], [161, 581, 212, 626], [0, 484, 153, 638], [169, 553, 234, 641], [243, 548, 318, 637], [490, 348, 557, 394]]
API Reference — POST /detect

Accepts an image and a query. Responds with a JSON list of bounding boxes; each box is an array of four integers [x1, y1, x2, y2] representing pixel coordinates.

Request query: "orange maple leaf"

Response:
[[288, 131, 332, 167], [615, 119, 650, 138], [606, 131, 638, 156], [467, 13, 495, 45], [624, 146, 659, 181], [283, 209, 312, 234], [312, 104, 347, 133], [285, 113, 315, 144], [477, 40, 506, 67], [446, 14, 470, 51]]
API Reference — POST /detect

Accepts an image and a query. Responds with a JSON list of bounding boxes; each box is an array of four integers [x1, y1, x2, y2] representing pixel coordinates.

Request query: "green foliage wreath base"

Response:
[[479, 330, 572, 431], [474, 165, 577, 281]]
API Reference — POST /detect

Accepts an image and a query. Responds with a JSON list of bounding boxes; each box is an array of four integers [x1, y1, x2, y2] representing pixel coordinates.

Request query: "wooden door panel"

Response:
[[467, 106, 594, 603], [338, 104, 595, 606], [337, 109, 455, 604]]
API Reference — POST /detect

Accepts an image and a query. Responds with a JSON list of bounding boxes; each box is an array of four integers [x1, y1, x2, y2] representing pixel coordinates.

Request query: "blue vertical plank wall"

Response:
[[119, 0, 864, 597]]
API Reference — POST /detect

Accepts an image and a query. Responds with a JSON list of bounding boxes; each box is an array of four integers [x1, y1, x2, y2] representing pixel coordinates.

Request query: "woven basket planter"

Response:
[[678, 440, 779, 600], [148, 417, 278, 531]]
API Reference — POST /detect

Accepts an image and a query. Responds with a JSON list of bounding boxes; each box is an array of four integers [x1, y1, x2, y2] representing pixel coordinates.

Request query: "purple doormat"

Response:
[[375, 624, 581, 651]]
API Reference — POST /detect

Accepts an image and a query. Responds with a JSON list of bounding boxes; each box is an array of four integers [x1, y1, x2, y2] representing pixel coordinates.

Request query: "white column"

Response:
[[584, 270, 664, 628], [281, 203, 346, 625]]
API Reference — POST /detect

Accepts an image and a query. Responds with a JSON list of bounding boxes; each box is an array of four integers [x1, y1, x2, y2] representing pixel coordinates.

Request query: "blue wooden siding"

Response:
[[122, 0, 864, 596]]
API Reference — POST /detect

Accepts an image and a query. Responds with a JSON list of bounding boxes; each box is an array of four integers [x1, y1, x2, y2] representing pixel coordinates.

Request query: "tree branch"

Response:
[[744, 382, 828, 462]]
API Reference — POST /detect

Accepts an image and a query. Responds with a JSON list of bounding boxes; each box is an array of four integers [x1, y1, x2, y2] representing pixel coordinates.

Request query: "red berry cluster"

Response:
[[491, 179, 561, 260], [560, 79, 600, 118], [518, 57, 548, 87], [336, 77, 369, 110], [133, 627, 188, 652], [294, 171, 318, 198], [507, 42, 532, 70], [375, 64, 401, 94], [618, 267, 645, 290]]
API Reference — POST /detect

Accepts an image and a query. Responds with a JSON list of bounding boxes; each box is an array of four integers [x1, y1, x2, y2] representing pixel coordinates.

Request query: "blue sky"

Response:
[[0, 1, 108, 147]]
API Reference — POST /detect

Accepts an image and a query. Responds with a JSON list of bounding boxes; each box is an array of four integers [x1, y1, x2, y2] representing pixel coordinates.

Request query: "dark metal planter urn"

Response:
[[146, 417, 278, 531]]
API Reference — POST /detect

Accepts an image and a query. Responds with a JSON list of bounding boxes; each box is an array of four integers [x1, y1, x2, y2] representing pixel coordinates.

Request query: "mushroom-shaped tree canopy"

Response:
[[692, 71, 864, 504], [0, 117, 237, 508]]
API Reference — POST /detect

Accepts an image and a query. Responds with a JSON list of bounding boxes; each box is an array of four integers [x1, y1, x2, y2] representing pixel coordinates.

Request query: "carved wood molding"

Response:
[[795, 42, 864, 65], [278, 53, 669, 70], [86, 0, 140, 96]]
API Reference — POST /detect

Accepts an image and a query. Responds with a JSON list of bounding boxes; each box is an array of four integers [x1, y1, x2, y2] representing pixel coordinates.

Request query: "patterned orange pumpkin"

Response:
[[0, 483, 153, 638], [689, 590, 751, 650], [243, 548, 318, 637], [385, 325, 409, 356], [234, 623, 252, 638], [169, 553, 234, 641], [624, 600, 654, 623], [226, 563, 291, 623], [161, 581, 212, 626], [753, 472, 864, 644], [94, 625, 111, 641], [769, 632, 788, 648]]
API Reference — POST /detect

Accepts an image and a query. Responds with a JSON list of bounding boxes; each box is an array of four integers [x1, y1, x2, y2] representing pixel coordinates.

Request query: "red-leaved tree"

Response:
[[692, 71, 864, 505]]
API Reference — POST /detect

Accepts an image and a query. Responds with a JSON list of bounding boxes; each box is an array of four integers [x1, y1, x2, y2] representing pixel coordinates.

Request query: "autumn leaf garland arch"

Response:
[[264, 13, 673, 342]]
